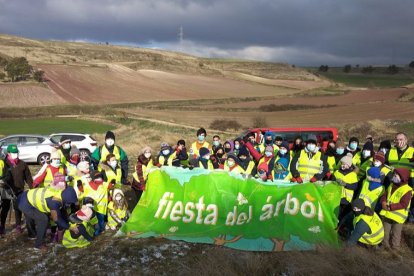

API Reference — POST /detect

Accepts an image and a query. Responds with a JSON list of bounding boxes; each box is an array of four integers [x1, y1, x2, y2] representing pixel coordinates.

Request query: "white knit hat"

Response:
[[50, 150, 61, 160], [76, 205, 93, 221], [340, 153, 353, 167]]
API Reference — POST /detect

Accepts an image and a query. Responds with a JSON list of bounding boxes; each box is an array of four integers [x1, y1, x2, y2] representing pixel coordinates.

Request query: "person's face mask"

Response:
[[106, 139, 115, 147], [307, 144, 316, 152], [198, 135, 205, 142], [203, 155, 210, 160], [71, 155, 80, 164], [62, 143, 71, 150], [51, 159, 61, 168], [109, 160, 117, 169], [336, 148, 345, 155], [10, 153, 19, 160], [362, 150, 371, 158], [392, 174, 401, 184], [380, 148, 387, 154], [217, 152, 224, 158], [279, 149, 288, 155], [224, 147, 231, 153], [265, 151, 273, 157], [265, 139, 272, 145], [341, 164, 350, 171], [213, 140, 220, 146], [144, 152, 151, 159], [373, 161, 382, 167], [162, 149, 170, 155], [227, 160, 235, 167], [234, 144, 240, 150], [239, 156, 247, 161], [349, 142, 358, 150]]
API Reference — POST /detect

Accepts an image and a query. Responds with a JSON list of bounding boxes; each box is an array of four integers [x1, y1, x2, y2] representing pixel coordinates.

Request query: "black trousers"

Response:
[[0, 197, 22, 226]]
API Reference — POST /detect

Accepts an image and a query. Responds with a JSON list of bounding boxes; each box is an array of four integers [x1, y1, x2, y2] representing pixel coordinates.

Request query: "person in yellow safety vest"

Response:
[[82, 171, 115, 236], [346, 198, 384, 247], [33, 150, 67, 188], [258, 131, 279, 155], [344, 137, 361, 168], [358, 167, 384, 210], [65, 146, 81, 187], [379, 168, 413, 249], [131, 146, 156, 210], [358, 141, 375, 180], [223, 153, 244, 175], [273, 141, 292, 181], [171, 140, 189, 168], [57, 136, 72, 166], [385, 132, 414, 187], [333, 153, 359, 221], [237, 146, 255, 177], [325, 139, 346, 180], [107, 189, 130, 230], [91, 131, 129, 185], [157, 142, 175, 166], [189, 147, 214, 170], [99, 153, 122, 189], [189, 128, 211, 159], [17, 186, 78, 251], [62, 205, 95, 248], [290, 135, 328, 183], [73, 161, 92, 202]]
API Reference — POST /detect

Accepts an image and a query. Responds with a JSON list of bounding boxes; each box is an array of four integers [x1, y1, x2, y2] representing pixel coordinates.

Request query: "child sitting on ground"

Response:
[[107, 189, 130, 230]]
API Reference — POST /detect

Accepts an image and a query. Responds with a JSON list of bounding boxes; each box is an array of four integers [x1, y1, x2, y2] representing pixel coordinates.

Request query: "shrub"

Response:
[[343, 64, 351, 73], [33, 70, 44, 82], [387, 65, 399, 74], [251, 116, 268, 128], [361, 66, 374, 74], [209, 119, 242, 131]]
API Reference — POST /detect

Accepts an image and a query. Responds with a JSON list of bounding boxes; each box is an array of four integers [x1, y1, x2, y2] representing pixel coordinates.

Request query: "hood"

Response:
[[61, 187, 78, 205], [394, 168, 410, 184]]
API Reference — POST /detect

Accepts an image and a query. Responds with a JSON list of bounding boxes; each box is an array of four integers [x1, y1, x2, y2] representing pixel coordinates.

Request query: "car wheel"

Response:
[[80, 149, 91, 160], [37, 153, 50, 165]]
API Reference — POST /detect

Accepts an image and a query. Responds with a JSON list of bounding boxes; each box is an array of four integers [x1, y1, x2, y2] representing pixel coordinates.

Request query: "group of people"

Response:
[[1, 127, 413, 252]]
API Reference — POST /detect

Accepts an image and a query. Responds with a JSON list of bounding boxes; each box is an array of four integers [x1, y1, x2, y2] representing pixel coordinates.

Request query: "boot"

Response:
[[15, 224, 23, 234], [0, 225, 5, 236], [57, 230, 64, 243]]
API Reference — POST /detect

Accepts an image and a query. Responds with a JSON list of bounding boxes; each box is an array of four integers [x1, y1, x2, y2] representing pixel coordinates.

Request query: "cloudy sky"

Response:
[[0, 0, 412, 66]]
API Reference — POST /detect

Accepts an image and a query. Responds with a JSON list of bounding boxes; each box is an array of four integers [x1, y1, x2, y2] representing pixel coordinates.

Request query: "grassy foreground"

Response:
[[320, 73, 414, 88]]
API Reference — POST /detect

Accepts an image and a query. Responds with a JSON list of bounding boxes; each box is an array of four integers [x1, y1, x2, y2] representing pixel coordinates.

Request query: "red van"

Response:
[[239, 127, 338, 151]]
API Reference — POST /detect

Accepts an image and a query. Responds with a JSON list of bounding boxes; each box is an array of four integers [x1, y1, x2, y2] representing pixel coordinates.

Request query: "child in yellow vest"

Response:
[[62, 205, 95, 248], [107, 189, 130, 230]]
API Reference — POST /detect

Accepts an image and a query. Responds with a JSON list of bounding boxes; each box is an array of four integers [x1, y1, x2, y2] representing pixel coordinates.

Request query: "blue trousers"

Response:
[[94, 212, 106, 236]]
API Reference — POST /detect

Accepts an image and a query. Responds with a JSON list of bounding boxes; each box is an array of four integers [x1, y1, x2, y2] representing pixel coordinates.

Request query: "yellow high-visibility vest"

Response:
[[380, 184, 412, 224], [359, 180, 384, 209], [190, 141, 211, 157], [41, 166, 65, 188], [62, 221, 94, 248], [297, 150, 322, 179], [83, 182, 110, 215], [107, 201, 128, 229], [132, 159, 154, 183], [103, 167, 122, 189], [353, 213, 384, 245], [27, 188, 63, 214], [334, 170, 358, 203], [100, 145, 121, 162], [388, 147, 414, 178]]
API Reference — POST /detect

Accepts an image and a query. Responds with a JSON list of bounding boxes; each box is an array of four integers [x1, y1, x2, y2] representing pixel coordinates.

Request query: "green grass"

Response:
[[321, 73, 414, 88], [0, 118, 115, 136]]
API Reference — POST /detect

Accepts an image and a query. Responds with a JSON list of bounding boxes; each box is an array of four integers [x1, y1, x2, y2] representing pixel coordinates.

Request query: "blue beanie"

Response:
[[61, 187, 78, 205], [199, 147, 210, 157]]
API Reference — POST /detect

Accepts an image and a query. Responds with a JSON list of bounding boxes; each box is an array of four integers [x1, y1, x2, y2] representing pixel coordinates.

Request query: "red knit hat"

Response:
[[374, 151, 385, 164], [394, 168, 410, 183]]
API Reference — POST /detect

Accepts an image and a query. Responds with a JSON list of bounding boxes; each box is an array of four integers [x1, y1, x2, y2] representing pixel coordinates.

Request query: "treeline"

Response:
[[0, 56, 44, 82], [318, 61, 414, 74]]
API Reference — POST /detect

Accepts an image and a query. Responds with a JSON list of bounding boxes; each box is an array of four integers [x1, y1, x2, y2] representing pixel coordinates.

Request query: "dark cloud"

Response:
[[0, 0, 413, 65]]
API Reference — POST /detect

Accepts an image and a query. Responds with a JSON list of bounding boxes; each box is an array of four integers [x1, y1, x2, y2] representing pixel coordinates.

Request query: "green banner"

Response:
[[120, 167, 342, 251]]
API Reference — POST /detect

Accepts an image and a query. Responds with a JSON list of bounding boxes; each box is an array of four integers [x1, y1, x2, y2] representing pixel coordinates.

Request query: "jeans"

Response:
[[94, 212, 106, 236]]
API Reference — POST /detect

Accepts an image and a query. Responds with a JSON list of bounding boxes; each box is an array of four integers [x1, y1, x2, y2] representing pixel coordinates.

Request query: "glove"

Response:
[[296, 177, 303, 184], [290, 177, 297, 183], [310, 177, 317, 183], [325, 172, 332, 180], [108, 179, 116, 190]]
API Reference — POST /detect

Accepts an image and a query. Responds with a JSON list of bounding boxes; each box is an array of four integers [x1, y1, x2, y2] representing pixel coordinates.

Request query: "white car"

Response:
[[0, 135, 57, 164], [49, 133, 98, 159]]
